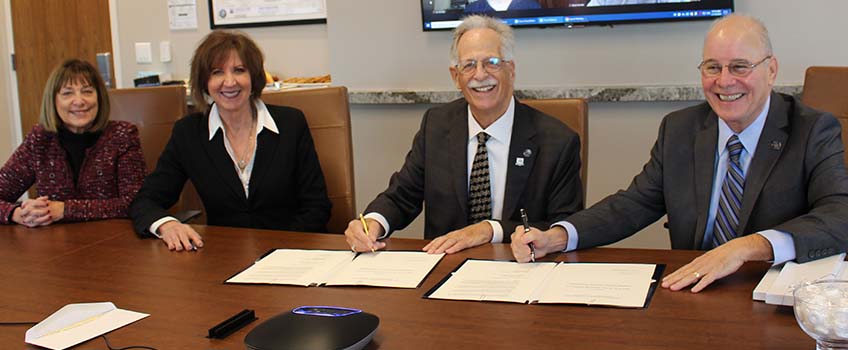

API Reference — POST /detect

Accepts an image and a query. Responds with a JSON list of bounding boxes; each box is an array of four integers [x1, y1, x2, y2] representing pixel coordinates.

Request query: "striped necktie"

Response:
[[713, 135, 745, 247], [468, 132, 492, 224]]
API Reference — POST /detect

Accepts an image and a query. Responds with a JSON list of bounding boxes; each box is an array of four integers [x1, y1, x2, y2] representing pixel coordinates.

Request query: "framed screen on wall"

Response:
[[421, 0, 734, 31], [209, 0, 327, 29]]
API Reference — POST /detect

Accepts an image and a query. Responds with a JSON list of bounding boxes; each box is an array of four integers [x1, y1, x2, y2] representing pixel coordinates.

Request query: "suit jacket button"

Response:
[[48, 173, 55, 179]]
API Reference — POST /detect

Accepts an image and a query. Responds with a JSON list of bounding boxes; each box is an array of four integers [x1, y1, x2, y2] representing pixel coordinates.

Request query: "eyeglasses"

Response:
[[456, 57, 510, 75], [697, 56, 772, 77]]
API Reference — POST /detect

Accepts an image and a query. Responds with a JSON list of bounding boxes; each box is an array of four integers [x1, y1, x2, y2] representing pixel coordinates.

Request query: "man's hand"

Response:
[[423, 221, 493, 254], [158, 221, 204, 252], [510, 226, 569, 262], [662, 234, 774, 293], [344, 218, 386, 252]]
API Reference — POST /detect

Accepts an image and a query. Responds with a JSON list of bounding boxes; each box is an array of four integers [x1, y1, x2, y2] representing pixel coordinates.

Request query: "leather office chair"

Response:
[[520, 98, 589, 201], [801, 66, 848, 166], [261, 87, 356, 234], [109, 85, 203, 222]]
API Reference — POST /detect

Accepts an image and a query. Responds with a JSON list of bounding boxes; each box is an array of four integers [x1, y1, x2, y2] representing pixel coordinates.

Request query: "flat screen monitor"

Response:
[[421, 0, 734, 31]]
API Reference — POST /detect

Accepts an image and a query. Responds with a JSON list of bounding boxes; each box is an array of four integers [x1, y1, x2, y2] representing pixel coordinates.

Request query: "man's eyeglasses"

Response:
[[456, 57, 510, 75], [697, 56, 772, 77]]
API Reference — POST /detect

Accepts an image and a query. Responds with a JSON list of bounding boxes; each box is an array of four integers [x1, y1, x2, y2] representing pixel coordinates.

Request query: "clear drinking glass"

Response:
[[794, 280, 848, 350]]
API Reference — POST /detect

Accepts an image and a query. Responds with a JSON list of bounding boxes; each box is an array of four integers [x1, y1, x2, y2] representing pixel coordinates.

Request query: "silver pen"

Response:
[[520, 209, 535, 262]]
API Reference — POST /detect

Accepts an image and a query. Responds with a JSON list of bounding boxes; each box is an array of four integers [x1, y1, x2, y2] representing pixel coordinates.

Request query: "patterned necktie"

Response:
[[713, 135, 745, 247], [468, 132, 492, 224]]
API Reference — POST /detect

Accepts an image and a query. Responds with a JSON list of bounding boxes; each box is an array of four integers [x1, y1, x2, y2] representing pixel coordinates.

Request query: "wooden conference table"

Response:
[[0, 220, 812, 349]]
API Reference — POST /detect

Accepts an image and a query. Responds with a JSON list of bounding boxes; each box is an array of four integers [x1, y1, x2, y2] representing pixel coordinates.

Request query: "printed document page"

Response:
[[427, 260, 558, 303], [226, 249, 354, 286], [325, 251, 445, 288], [535, 263, 656, 308]]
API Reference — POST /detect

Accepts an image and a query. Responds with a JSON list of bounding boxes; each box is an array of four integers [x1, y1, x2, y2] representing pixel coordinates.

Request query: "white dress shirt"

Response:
[[149, 101, 279, 237], [368, 98, 516, 243]]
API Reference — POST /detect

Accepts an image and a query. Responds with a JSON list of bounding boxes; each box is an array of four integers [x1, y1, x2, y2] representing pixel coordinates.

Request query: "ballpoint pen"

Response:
[[359, 213, 376, 253], [520, 208, 536, 262]]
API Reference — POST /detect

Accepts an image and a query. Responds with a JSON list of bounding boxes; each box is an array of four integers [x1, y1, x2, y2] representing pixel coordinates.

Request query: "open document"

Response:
[[25, 302, 148, 350], [425, 259, 664, 308], [226, 249, 444, 288]]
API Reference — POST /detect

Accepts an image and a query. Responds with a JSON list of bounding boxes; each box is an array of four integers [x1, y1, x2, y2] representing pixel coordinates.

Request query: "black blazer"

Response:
[[568, 93, 848, 263], [366, 98, 584, 241], [130, 104, 331, 235]]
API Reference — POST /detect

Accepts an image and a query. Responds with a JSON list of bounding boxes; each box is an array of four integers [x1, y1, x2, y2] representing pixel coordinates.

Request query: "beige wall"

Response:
[[114, 0, 330, 87], [0, 1, 15, 160]]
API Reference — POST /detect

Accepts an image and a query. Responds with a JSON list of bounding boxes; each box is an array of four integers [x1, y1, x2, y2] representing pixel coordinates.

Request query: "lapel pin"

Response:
[[769, 140, 783, 151], [515, 157, 525, 167], [522, 149, 532, 157]]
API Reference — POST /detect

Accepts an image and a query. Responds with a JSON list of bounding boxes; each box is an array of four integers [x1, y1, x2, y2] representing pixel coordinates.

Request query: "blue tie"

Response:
[[713, 135, 745, 247]]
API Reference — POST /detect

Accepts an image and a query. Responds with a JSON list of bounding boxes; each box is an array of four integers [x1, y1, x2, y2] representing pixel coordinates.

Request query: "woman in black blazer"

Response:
[[130, 30, 331, 251]]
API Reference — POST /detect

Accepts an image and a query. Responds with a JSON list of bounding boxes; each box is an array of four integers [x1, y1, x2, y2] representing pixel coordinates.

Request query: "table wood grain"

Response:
[[0, 221, 812, 349]]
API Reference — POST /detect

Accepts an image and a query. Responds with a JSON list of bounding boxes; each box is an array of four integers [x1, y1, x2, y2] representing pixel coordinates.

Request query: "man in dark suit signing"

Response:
[[345, 15, 583, 254], [511, 14, 848, 292]]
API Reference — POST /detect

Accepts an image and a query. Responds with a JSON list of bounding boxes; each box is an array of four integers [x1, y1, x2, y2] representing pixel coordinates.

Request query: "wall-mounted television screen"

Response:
[[421, 0, 734, 31]]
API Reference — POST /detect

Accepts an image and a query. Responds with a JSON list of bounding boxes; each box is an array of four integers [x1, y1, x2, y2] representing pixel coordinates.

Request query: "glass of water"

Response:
[[794, 280, 848, 349]]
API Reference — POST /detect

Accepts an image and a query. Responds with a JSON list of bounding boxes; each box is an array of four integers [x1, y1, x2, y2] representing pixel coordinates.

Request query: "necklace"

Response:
[[235, 119, 257, 171]]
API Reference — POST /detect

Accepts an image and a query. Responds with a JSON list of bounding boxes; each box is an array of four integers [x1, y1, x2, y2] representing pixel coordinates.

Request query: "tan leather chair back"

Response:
[[520, 98, 589, 200], [261, 87, 355, 233], [109, 86, 186, 173], [802, 66, 848, 165], [109, 85, 203, 219]]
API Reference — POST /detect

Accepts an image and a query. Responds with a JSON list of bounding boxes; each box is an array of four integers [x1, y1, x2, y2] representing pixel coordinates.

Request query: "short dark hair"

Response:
[[39, 59, 111, 133], [189, 30, 265, 113]]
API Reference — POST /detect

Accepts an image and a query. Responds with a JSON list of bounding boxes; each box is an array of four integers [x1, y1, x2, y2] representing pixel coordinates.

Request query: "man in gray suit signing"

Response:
[[512, 14, 848, 292], [345, 15, 583, 254]]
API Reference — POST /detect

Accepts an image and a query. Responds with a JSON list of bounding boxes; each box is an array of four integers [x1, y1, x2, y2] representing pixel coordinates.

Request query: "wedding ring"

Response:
[[693, 271, 701, 279]]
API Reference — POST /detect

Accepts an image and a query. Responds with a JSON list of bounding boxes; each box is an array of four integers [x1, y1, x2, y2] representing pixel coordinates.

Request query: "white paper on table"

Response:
[[752, 265, 781, 301], [837, 261, 848, 279], [534, 263, 657, 308], [427, 260, 558, 303], [25, 302, 148, 350], [324, 251, 444, 288], [764, 253, 846, 306], [226, 249, 354, 286]]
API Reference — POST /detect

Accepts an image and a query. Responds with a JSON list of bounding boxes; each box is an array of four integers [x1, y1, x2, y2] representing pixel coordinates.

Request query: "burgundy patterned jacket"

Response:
[[0, 121, 145, 223]]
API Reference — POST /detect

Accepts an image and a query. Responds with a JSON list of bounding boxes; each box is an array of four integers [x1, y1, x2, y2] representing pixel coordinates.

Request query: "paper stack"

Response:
[[753, 253, 847, 306]]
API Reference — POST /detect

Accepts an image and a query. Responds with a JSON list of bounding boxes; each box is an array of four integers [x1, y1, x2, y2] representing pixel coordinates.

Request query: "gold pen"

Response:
[[359, 213, 376, 253]]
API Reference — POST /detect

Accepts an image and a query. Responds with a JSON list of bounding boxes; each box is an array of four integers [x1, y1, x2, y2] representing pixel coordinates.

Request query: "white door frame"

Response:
[[3, 0, 22, 148]]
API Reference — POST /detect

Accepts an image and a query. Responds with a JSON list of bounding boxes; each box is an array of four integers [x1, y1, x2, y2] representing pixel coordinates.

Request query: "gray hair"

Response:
[[706, 13, 773, 56], [450, 15, 515, 66]]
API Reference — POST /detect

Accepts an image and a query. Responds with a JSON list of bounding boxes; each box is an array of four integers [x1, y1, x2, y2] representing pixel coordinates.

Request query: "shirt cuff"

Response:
[[487, 220, 503, 243], [552, 220, 579, 252], [149, 216, 179, 238], [364, 212, 390, 239], [757, 230, 796, 265]]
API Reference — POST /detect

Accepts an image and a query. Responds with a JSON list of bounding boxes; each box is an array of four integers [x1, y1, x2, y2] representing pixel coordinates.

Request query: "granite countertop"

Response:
[[349, 84, 802, 104]]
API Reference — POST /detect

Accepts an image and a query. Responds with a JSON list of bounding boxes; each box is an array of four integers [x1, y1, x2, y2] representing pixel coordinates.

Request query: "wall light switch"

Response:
[[160, 41, 172, 62], [135, 42, 152, 64]]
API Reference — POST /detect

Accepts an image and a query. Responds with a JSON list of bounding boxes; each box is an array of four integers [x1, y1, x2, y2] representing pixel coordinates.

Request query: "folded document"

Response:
[[425, 259, 663, 308]]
